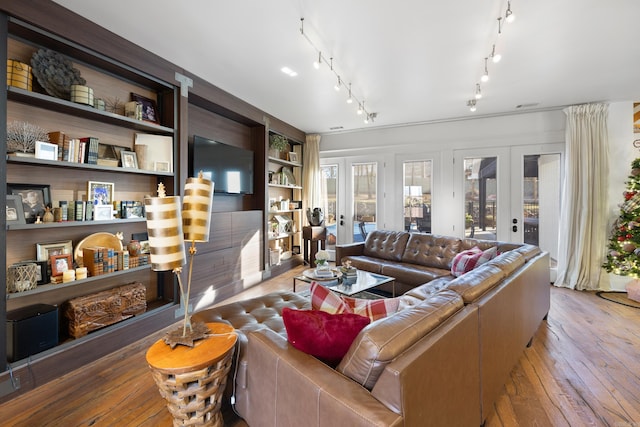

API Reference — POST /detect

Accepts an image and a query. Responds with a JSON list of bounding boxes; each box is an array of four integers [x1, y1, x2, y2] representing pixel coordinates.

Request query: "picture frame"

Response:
[[154, 160, 170, 172], [6, 195, 26, 225], [288, 152, 298, 163], [94, 204, 113, 221], [121, 150, 138, 169], [35, 140, 59, 161], [140, 240, 150, 254], [37, 240, 73, 272], [20, 260, 49, 285], [130, 93, 159, 123], [88, 181, 114, 205], [292, 245, 301, 255], [7, 183, 51, 224], [50, 253, 72, 277]]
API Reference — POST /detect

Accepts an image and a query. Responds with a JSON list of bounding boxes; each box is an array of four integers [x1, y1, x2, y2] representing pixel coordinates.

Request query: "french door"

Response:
[[320, 157, 383, 260], [454, 144, 563, 265]]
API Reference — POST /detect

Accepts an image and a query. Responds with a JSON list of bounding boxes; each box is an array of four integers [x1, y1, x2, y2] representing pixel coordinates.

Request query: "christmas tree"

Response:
[[602, 158, 640, 277]]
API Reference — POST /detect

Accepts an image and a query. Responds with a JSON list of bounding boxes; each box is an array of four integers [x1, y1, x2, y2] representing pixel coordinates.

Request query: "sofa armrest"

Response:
[[240, 328, 401, 427], [335, 242, 365, 265]]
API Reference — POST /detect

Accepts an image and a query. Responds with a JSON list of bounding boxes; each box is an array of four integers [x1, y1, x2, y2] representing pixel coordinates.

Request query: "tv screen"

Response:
[[190, 135, 254, 194]]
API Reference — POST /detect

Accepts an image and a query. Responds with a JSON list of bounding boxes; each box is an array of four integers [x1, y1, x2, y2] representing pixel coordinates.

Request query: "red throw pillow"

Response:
[[451, 246, 498, 277], [310, 282, 400, 321], [282, 307, 370, 365]]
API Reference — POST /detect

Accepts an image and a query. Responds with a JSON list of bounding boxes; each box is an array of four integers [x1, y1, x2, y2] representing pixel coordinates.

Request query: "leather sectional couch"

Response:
[[193, 230, 550, 426]]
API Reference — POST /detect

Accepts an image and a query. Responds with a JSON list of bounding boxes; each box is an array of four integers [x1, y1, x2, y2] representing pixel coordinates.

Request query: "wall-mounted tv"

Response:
[[190, 135, 254, 195]]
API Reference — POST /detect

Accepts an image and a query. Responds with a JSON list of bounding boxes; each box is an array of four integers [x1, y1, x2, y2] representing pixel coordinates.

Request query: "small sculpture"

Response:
[[306, 207, 324, 226]]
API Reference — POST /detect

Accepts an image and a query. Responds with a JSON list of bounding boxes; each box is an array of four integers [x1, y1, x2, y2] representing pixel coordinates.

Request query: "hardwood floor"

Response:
[[1, 266, 638, 426]]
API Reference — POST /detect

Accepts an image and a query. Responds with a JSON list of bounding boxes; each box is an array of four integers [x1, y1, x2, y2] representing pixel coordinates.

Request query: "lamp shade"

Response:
[[144, 196, 186, 271], [182, 176, 214, 242]]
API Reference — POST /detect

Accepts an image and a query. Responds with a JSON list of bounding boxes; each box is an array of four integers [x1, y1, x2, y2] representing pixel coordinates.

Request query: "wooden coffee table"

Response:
[[293, 268, 396, 297]]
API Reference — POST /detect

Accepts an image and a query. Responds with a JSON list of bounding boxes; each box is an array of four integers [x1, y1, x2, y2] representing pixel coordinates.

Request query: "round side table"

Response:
[[146, 322, 237, 427]]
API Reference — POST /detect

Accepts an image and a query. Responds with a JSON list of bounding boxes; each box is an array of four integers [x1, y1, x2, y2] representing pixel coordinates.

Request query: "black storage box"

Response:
[[6, 304, 58, 363]]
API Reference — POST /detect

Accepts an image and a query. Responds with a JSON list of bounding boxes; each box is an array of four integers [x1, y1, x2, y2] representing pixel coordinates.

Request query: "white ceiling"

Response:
[[53, 0, 640, 135]]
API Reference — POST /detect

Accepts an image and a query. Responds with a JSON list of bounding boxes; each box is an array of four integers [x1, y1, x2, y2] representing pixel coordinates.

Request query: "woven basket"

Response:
[[7, 263, 38, 293], [7, 59, 32, 91], [149, 346, 235, 427]]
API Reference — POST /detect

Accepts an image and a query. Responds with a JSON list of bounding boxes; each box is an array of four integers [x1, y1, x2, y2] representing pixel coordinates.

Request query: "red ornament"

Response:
[[618, 236, 626, 241], [627, 234, 633, 239]]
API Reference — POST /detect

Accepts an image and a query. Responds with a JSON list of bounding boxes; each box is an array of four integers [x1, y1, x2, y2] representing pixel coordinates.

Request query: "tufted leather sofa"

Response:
[[193, 230, 550, 426]]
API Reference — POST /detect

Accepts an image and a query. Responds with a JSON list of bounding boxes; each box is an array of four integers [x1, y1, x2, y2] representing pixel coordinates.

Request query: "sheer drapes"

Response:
[[303, 134, 322, 216], [555, 103, 609, 290]]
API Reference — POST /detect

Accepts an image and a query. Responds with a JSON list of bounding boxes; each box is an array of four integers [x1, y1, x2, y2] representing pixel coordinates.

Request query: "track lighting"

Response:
[[505, 1, 515, 23], [467, 99, 477, 112], [490, 44, 501, 63], [475, 84, 482, 100], [497, 17, 503, 35], [299, 17, 373, 124], [481, 58, 489, 82]]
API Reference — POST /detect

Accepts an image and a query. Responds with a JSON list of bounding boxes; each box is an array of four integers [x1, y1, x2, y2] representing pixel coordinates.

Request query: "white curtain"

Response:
[[555, 103, 609, 290], [303, 134, 322, 216]]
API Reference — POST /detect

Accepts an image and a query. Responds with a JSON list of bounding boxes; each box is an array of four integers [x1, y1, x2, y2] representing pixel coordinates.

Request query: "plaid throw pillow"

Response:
[[451, 246, 498, 277], [310, 282, 400, 322]]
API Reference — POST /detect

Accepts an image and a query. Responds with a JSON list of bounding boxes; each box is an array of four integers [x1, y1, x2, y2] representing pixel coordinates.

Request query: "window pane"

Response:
[[464, 157, 497, 240], [403, 160, 432, 233], [321, 164, 338, 250], [352, 163, 377, 242]]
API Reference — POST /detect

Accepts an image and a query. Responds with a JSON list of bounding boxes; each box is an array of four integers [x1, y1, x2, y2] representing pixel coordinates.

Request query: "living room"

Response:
[[1, 1, 640, 426]]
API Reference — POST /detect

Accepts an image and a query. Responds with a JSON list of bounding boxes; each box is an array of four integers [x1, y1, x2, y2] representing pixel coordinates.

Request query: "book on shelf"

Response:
[[79, 136, 99, 164]]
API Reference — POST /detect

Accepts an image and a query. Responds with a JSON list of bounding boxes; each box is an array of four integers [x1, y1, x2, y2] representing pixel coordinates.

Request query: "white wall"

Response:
[[320, 102, 636, 291]]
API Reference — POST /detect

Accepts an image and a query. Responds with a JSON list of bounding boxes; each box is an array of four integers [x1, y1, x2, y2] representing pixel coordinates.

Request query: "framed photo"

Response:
[[50, 253, 72, 277], [7, 183, 51, 224], [140, 240, 150, 254], [88, 181, 114, 205], [130, 93, 159, 123], [19, 260, 49, 285], [35, 141, 58, 161], [37, 240, 73, 273], [292, 245, 301, 255], [94, 204, 113, 221], [154, 160, 170, 172], [288, 152, 298, 163], [6, 195, 26, 225], [121, 151, 138, 169]]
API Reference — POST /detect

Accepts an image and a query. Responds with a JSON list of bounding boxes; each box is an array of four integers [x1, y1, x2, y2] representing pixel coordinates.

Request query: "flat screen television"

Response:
[[190, 135, 254, 195]]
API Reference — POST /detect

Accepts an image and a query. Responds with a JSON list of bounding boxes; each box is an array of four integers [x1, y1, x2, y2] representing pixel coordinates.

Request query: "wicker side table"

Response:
[[146, 322, 237, 427]]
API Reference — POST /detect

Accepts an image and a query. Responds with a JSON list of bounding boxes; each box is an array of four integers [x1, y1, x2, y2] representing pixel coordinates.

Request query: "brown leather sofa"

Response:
[[193, 230, 550, 426]]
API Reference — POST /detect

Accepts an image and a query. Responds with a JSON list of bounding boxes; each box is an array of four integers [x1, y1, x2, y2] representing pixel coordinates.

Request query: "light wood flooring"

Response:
[[1, 265, 639, 426]]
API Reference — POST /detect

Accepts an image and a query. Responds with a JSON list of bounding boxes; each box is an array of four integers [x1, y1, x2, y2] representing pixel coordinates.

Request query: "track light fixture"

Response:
[[313, 52, 321, 70], [299, 17, 374, 124], [475, 84, 482, 100], [467, 99, 477, 112], [497, 17, 503, 36], [481, 58, 489, 82], [491, 44, 501, 63], [505, 1, 515, 23]]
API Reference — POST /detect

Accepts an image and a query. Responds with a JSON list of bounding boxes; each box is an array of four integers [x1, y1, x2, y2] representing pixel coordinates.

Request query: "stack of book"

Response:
[[48, 132, 100, 164], [82, 247, 117, 277], [314, 267, 334, 278]]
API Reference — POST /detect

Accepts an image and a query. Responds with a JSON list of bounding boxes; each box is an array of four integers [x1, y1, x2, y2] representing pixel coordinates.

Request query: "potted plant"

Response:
[[269, 134, 289, 159]]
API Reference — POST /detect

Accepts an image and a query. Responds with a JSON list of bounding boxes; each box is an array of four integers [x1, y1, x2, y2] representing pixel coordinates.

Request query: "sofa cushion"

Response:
[[379, 261, 451, 287], [451, 246, 498, 277], [401, 233, 462, 269], [310, 282, 400, 322], [362, 230, 410, 262], [282, 308, 370, 365], [484, 250, 526, 275], [337, 289, 463, 390]]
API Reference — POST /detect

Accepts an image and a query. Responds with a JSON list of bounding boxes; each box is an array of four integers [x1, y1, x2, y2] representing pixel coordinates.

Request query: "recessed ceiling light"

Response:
[[281, 67, 298, 77]]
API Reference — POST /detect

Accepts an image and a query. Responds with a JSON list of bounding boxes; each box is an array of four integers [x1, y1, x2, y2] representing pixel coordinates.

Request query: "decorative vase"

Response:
[[42, 206, 54, 223], [306, 207, 324, 226], [128, 240, 141, 257]]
